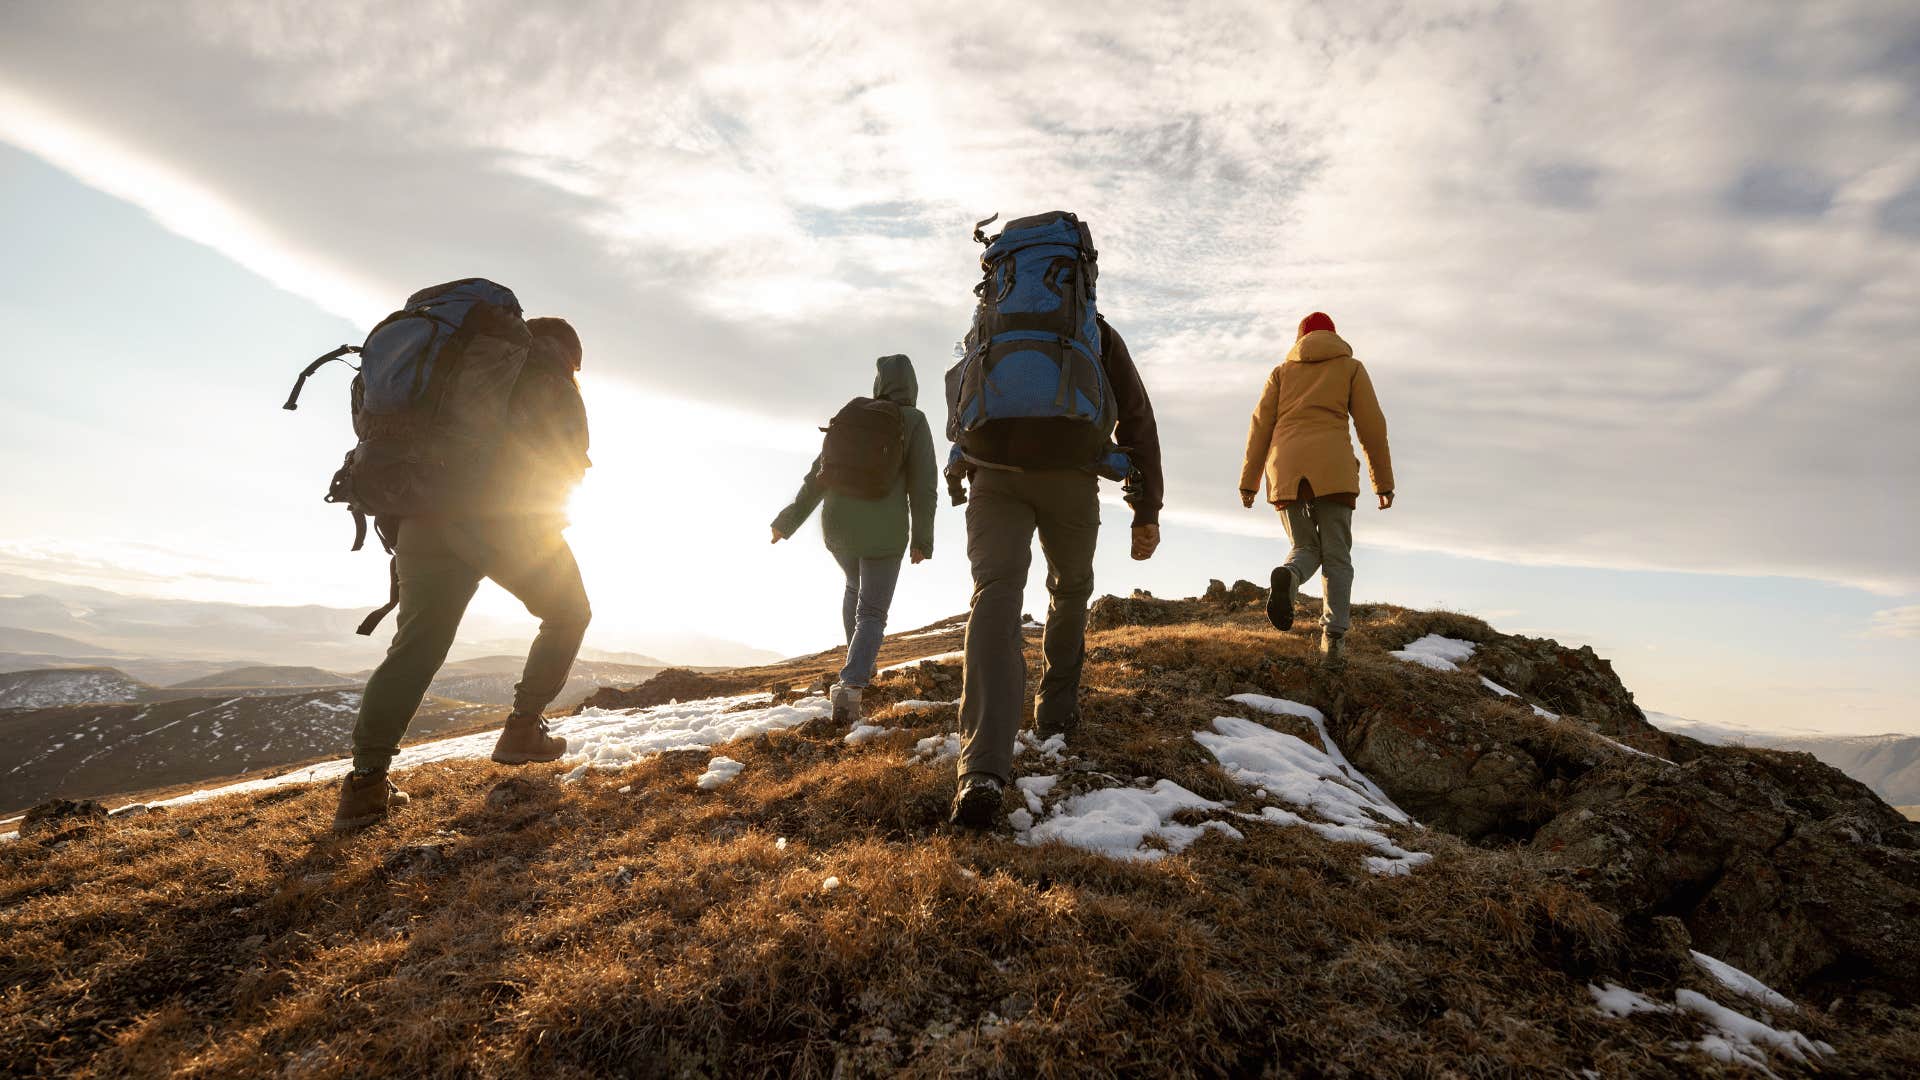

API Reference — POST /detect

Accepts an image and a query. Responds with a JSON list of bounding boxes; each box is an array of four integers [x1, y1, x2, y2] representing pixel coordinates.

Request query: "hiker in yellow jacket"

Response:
[[1239, 312, 1394, 666]]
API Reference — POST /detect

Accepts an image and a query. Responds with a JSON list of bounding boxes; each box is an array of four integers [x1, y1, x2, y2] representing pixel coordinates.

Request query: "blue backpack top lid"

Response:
[[359, 278, 521, 415]]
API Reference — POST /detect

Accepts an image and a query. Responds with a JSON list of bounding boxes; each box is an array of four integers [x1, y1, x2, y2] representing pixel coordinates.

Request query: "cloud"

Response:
[[0, 0, 1917, 593], [1866, 605, 1920, 639]]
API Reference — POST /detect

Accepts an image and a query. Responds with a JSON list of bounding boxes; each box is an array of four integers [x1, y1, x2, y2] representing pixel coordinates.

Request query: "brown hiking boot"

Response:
[[1320, 629, 1347, 669], [333, 770, 409, 832], [491, 712, 567, 765]]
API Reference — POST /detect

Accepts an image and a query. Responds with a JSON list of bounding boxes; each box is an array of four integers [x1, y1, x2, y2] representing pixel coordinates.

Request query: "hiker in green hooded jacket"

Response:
[[772, 354, 938, 726]]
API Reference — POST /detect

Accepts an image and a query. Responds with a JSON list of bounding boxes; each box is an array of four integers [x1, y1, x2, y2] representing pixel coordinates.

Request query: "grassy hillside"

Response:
[[2, 590, 1915, 1077]]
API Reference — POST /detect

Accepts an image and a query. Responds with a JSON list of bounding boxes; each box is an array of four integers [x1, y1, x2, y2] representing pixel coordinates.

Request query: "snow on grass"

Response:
[[55, 692, 833, 814], [1676, 989, 1831, 1069], [1389, 634, 1477, 672], [1532, 704, 1560, 720], [1589, 981, 1830, 1072], [878, 651, 963, 674], [1014, 774, 1058, 815], [1691, 952, 1797, 1014], [1019, 780, 1243, 862], [913, 733, 962, 763], [1590, 983, 1667, 1019], [1013, 730, 1067, 763], [695, 756, 746, 790], [1204, 696, 1428, 875], [889, 699, 957, 709], [843, 724, 888, 745], [1480, 677, 1518, 698]]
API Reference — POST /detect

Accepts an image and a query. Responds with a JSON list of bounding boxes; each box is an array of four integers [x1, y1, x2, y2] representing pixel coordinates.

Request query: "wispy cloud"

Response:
[[1866, 605, 1920, 639], [0, 0, 1916, 593]]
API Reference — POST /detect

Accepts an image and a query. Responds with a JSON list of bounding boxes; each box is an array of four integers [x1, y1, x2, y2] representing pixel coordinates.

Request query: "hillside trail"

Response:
[[3, 581, 1917, 1076]]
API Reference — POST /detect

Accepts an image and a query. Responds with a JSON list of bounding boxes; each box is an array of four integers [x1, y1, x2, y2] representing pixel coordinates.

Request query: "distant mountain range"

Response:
[[0, 571, 781, 671], [1650, 711, 1920, 806]]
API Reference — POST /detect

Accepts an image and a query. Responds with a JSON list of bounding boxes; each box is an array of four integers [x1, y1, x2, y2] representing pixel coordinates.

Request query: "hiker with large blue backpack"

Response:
[[771, 354, 939, 728], [283, 280, 593, 832], [943, 211, 1165, 829]]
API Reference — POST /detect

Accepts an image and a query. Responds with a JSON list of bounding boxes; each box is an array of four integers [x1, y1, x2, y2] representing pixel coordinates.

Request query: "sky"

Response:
[[0, 1, 1915, 733]]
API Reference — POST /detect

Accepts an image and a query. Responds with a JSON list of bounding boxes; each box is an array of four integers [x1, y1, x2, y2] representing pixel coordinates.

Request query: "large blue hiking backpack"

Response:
[[283, 278, 531, 632], [945, 211, 1130, 493]]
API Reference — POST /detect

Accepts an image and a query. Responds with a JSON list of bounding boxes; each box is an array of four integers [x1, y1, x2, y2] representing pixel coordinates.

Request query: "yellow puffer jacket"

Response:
[[1238, 330, 1393, 503]]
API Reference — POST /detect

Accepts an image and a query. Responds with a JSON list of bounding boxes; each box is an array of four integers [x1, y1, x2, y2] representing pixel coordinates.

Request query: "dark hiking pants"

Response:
[[351, 515, 591, 773], [957, 468, 1100, 784]]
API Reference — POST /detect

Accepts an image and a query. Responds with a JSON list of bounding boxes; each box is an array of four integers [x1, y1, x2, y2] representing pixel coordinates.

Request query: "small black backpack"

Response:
[[818, 398, 905, 499]]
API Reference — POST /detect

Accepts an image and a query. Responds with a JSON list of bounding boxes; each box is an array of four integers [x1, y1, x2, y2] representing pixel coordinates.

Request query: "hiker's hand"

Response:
[[1240, 489, 1257, 509], [1378, 493, 1395, 510], [1131, 524, 1160, 561], [910, 548, 929, 565], [770, 526, 786, 544]]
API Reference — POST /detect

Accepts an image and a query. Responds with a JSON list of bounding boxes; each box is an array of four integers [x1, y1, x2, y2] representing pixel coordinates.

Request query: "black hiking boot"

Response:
[[1266, 566, 1296, 631], [1035, 704, 1080, 740], [949, 773, 1005, 830]]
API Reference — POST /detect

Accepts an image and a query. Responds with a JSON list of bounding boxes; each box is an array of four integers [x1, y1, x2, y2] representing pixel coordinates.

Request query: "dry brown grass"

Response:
[[3, 602, 1912, 1078]]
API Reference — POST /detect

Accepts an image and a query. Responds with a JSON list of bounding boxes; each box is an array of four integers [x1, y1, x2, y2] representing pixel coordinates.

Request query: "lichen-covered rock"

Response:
[[20, 798, 108, 838]]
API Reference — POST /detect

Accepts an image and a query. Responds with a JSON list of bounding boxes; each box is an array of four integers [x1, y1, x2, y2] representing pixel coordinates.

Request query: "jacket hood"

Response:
[[1287, 330, 1353, 364], [873, 353, 917, 406]]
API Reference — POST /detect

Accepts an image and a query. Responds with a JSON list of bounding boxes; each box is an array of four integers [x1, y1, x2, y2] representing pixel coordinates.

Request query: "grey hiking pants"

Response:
[[1281, 499, 1355, 633], [958, 468, 1100, 784], [351, 515, 591, 773], [833, 550, 902, 689]]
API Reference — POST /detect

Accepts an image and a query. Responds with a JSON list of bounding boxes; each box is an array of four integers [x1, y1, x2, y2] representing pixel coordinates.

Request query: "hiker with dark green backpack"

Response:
[[943, 211, 1165, 829], [772, 354, 938, 727], [284, 281, 593, 832]]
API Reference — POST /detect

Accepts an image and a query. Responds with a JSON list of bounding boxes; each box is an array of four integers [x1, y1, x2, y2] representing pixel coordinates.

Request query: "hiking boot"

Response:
[[1035, 703, 1080, 739], [950, 773, 1005, 830], [1267, 566, 1296, 631], [491, 712, 567, 765], [333, 769, 409, 832], [1320, 629, 1347, 669], [831, 684, 864, 727]]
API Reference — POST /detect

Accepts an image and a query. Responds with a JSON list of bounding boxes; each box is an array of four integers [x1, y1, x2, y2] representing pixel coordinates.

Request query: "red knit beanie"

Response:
[[1297, 311, 1335, 340]]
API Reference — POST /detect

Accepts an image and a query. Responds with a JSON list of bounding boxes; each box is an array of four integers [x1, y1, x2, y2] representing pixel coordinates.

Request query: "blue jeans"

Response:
[[833, 551, 903, 688]]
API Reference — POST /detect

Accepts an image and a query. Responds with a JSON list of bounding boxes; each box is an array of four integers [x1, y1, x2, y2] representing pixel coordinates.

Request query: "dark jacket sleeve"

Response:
[[773, 456, 826, 537], [1099, 321, 1164, 527], [906, 409, 937, 555]]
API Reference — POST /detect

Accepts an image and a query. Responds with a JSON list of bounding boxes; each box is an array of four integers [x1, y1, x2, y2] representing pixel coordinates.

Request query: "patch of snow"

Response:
[[1012, 730, 1067, 763], [1590, 983, 1666, 1019], [1205, 700, 1429, 876], [1590, 982, 1829, 1072], [1020, 779, 1239, 862], [775, 837, 787, 851], [1532, 704, 1560, 720], [914, 733, 962, 762], [890, 699, 958, 709], [878, 651, 963, 674], [1014, 774, 1058, 815], [1480, 677, 1518, 698], [696, 756, 746, 790], [1691, 952, 1796, 1014], [1675, 989, 1830, 1069], [1389, 634, 1477, 672], [844, 724, 888, 745], [100, 691, 831, 813], [1007, 807, 1035, 831], [821, 876, 841, 892]]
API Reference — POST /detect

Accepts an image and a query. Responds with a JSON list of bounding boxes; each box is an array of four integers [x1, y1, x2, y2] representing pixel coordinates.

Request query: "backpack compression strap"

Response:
[[282, 345, 361, 411], [355, 518, 403, 636]]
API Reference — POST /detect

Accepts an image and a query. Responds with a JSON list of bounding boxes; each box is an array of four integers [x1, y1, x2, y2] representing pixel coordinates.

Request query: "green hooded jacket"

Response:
[[773, 354, 937, 560]]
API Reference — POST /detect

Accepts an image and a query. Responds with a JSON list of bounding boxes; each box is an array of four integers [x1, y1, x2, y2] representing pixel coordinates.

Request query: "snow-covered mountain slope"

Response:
[[0, 667, 147, 709]]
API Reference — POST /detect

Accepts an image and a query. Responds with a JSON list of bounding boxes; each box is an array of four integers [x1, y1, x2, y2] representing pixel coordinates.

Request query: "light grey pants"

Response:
[[832, 550, 902, 689], [1281, 499, 1355, 634], [958, 469, 1100, 784]]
